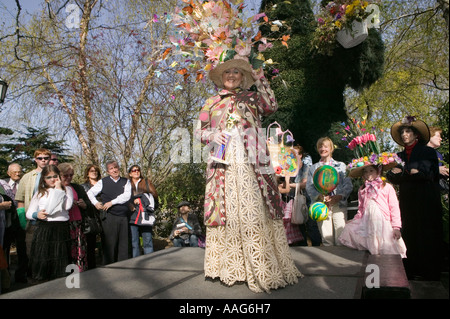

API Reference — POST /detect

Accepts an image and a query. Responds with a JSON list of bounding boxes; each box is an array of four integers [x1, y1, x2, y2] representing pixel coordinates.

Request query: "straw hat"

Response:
[[390, 116, 430, 146], [208, 58, 255, 89], [347, 154, 402, 178]]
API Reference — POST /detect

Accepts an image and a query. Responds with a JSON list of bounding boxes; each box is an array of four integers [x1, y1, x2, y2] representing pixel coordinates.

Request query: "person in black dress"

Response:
[[387, 116, 443, 281]]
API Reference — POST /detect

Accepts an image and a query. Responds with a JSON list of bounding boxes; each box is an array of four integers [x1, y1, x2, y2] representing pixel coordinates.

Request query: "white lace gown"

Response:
[[204, 130, 302, 293], [339, 199, 407, 258]]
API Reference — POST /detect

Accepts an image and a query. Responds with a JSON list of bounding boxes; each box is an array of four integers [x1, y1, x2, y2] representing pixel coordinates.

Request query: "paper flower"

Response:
[[167, 0, 291, 81], [347, 132, 380, 159], [286, 134, 295, 143], [347, 152, 404, 170]]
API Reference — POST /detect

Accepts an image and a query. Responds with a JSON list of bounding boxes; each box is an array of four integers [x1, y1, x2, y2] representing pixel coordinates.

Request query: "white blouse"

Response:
[[26, 186, 74, 222]]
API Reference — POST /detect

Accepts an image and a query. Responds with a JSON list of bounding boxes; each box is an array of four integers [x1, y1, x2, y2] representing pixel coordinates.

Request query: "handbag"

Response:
[[291, 184, 308, 225], [82, 215, 103, 235], [132, 195, 156, 226]]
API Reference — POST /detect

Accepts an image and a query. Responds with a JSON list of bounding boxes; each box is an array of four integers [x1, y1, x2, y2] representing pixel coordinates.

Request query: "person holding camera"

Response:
[[169, 201, 202, 247]]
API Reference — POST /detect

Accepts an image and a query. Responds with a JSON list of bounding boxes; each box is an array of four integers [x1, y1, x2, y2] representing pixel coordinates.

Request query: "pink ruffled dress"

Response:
[[339, 178, 407, 258]]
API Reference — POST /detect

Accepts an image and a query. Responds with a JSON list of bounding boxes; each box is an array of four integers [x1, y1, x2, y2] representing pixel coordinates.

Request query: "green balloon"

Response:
[[313, 165, 339, 195]]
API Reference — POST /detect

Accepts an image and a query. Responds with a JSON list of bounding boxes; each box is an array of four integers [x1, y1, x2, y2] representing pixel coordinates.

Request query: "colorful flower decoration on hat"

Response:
[[347, 132, 380, 159], [401, 115, 417, 125], [168, 0, 291, 82], [346, 132, 404, 173], [347, 152, 404, 170]]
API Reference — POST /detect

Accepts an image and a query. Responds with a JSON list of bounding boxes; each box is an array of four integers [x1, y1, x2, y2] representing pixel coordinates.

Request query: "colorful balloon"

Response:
[[313, 165, 339, 194], [309, 202, 329, 221]]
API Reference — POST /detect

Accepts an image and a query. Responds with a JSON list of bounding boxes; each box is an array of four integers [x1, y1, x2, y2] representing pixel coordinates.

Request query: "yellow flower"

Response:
[[335, 20, 342, 29], [346, 4, 354, 15]]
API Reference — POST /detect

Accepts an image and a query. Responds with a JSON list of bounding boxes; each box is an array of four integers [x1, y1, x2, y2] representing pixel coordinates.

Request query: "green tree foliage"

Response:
[[259, 0, 385, 161], [344, 0, 449, 148], [0, 126, 70, 175], [153, 163, 206, 238]]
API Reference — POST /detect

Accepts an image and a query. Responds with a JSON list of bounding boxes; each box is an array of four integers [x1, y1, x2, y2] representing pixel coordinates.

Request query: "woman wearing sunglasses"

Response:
[[128, 165, 158, 257], [26, 165, 74, 282]]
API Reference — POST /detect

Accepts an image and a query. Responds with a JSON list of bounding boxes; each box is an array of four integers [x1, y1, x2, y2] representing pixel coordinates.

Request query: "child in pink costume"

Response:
[[339, 165, 407, 258]]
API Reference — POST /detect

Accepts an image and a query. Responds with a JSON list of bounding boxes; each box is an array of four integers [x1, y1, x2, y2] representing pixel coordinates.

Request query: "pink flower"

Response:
[[360, 134, 368, 144], [205, 46, 224, 62], [348, 140, 357, 150], [252, 12, 267, 22], [258, 42, 273, 52], [235, 41, 252, 56]]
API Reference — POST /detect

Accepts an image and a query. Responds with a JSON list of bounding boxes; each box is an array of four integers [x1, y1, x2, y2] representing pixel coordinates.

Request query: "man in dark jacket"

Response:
[[170, 201, 202, 247]]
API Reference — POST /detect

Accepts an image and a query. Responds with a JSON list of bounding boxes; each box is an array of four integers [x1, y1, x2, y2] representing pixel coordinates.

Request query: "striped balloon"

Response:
[[309, 202, 329, 221]]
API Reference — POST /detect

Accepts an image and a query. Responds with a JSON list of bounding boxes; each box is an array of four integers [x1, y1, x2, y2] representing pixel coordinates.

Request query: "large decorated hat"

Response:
[[347, 133, 404, 178], [390, 115, 430, 146], [169, 0, 290, 85], [208, 57, 255, 89]]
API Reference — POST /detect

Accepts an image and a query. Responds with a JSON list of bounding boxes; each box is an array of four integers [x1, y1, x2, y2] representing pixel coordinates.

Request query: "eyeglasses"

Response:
[[36, 157, 50, 161], [50, 158, 58, 162], [63, 174, 74, 178], [44, 175, 59, 180], [131, 169, 140, 172]]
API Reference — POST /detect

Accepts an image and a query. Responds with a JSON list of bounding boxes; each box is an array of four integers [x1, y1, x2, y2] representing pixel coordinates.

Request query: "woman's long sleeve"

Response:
[[45, 187, 73, 216], [254, 77, 278, 116], [26, 193, 39, 220]]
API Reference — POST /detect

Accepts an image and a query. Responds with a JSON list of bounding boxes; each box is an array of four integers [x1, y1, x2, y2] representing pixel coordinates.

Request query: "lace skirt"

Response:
[[204, 131, 302, 293], [339, 200, 407, 258]]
